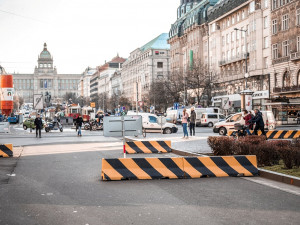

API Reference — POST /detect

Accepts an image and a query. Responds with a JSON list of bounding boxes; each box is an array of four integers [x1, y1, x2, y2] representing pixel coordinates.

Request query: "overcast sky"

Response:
[[0, 0, 178, 74]]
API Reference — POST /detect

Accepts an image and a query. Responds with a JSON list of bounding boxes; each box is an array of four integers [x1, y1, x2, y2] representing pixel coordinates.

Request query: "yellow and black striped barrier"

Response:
[[0, 144, 13, 158], [228, 130, 300, 139], [125, 141, 172, 154], [101, 155, 258, 181]]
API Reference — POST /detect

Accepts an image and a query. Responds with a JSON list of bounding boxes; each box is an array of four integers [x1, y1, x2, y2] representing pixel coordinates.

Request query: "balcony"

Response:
[[216, 74, 245, 83], [272, 56, 290, 65], [290, 51, 300, 61], [273, 86, 300, 93], [219, 53, 248, 66]]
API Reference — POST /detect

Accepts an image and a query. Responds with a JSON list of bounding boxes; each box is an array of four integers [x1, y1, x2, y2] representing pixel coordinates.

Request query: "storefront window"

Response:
[[283, 71, 290, 87]]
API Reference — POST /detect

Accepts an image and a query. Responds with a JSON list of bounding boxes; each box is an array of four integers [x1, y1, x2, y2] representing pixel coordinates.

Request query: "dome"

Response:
[[40, 43, 51, 59]]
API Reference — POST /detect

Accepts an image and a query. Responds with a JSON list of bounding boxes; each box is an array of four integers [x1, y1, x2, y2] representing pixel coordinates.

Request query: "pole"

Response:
[[244, 30, 248, 90], [160, 115, 163, 135], [136, 81, 138, 115], [122, 115, 126, 158]]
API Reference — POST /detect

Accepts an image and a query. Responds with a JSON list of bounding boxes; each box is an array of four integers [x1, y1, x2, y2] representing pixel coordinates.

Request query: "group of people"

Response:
[[181, 107, 196, 139], [242, 109, 266, 136]]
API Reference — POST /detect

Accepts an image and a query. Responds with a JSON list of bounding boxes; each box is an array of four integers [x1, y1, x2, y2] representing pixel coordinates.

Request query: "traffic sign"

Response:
[[138, 101, 143, 107], [90, 102, 95, 108], [34, 94, 43, 110], [173, 102, 179, 110]]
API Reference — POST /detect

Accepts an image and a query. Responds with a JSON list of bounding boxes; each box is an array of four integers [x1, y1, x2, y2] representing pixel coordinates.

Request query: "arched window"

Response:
[[282, 71, 291, 87], [297, 70, 300, 86]]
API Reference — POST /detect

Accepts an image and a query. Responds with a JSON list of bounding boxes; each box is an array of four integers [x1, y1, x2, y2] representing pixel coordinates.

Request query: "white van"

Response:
[[213, 111, 276, 135], [127, 111, 178, 134], [201, 113, 226, 127]]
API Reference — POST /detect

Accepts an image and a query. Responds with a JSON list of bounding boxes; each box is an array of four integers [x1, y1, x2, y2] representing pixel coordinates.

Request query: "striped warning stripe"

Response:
[[101, 156, 258, 181], [125, 141, 172, 154], [228, 130, 300, 139], [0, 144, 13, 157]]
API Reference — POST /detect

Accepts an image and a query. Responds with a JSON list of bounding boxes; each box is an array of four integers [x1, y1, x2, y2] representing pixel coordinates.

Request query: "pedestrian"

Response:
[[34, 114, 43, 138], [182, 108, 189, 139], [297, 111, 300, 125], [189, 107, 196, 136], [76, 114, 83, 136], [242, 110, 252, 135], [251, 109, 266, 136]]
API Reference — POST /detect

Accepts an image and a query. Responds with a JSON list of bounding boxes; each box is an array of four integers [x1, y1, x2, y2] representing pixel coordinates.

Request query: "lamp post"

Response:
[[234, 28, 253, 111], [175, 52, 187, 106]]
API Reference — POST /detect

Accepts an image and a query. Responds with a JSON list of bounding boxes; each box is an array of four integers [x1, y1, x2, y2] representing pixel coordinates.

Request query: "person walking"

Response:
[[182, 108, 189, 139], [76, 115, 83, 136], [297, 111, 300, 125], [189, 107, 196, 136], [252, 109, 266, 136], [242, 110, 252, 135], [34, 114, 43, 138]]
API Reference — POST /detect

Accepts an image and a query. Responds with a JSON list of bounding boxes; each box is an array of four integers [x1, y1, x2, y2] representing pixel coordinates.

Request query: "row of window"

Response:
[[39, 63, 52, 68], [272, 37, 300, 59], [272, 9, 300, 35], [272, 0, 292, 10]]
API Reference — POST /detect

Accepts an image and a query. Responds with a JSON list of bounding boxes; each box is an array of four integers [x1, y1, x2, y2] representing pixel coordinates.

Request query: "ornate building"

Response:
[[268, 0, 300, 124], [13, 43, 81, 103]]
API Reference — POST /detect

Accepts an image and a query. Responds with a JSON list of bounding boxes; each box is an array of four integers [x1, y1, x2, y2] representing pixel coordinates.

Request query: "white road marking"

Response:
[[242, 177, 300, 196]]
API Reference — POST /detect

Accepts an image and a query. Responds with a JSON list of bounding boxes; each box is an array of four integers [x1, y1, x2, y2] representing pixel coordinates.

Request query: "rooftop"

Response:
[[140, 33, 170, 52]]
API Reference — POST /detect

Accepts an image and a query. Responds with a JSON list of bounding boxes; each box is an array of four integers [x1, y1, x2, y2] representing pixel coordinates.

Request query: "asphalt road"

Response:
[[0, 143, 299, 225]]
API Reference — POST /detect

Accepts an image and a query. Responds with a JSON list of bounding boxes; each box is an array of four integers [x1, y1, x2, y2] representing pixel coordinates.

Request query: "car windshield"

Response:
[[149, 116, 157, 123], [229, 114, 242, 122]]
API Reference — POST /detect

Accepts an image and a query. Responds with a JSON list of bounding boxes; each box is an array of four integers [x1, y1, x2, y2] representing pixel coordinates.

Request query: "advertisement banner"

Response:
[[1, 88, 14, 101], [245, 95, 253, 111]]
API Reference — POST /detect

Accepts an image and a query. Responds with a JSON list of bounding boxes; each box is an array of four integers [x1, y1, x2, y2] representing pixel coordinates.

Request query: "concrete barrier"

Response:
[[125, 141, 172, 154], [101, 155, 258, 181], [0, 144, 13, 157], [228, 130, 300, 139]]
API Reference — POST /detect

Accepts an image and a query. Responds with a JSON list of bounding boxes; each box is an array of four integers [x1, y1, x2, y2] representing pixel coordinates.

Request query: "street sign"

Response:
[[138, 101, 143, 107], [173, 102, 179, 110], [33, 94, 43, 110], [103, 116, 142, 137], [90, 102, 95, 108], [222, 97, 230, 110]]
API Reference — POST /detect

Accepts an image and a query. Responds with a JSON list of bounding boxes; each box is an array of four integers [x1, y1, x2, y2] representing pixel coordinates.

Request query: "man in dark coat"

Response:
[[76, 115, 83, 136], [34, 114, 43, 138], [251, 109, 266, 136], [189, 107, 196, 136]]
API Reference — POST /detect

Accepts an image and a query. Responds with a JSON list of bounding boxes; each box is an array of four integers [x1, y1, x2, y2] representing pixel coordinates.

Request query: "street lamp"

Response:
[[234, 28, 252, 111], [175, 52, 187, 106]]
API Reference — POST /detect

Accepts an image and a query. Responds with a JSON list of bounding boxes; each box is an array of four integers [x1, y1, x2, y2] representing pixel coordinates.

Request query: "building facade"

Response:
[[268, 0, 300, 124], [121, 33, 171, 105], [13, 43, 81, 103], [78, 67, 97, 98]]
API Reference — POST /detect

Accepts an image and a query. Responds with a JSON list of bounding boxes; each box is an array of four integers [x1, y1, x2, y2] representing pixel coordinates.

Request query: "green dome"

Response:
[[40, 43, 51, 59]]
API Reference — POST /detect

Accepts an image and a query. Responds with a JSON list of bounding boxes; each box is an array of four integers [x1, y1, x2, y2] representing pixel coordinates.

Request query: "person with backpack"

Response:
[[76, 115, 83, 136], [242, 110, 252, 135], [251, 109, 266, 136]]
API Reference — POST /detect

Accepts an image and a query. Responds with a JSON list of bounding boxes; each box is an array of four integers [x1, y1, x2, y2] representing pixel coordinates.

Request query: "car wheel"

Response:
[[268, 125, 275, 130], [208, 122, 213, 127], [60, 128, 63, 132], [219, 127, 227, 136], [84, 125, 89, 130], [23, 125, 27, 130], [163, 128, 172, 134], [45, 128, 50, 132]]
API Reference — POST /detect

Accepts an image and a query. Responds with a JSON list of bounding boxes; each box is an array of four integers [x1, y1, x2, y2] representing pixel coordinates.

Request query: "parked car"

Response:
[[23, 118, 45, 130], [213, 111, 276, 135], [127, 111, 178, 134], [200, 113, 226, 127]]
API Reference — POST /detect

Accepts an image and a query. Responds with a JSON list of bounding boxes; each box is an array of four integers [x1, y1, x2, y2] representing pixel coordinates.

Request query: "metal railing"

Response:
[[273, 86, 300, 93]]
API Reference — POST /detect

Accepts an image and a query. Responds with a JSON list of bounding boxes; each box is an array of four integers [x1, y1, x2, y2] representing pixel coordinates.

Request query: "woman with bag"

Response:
[[182, 108, 189, 139]]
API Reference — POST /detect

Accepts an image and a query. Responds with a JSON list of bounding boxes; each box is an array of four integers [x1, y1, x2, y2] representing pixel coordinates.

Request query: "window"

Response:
[[272, 44, 278, 59], [222, 52, 225, 61], [264, 16, 268, 29], [242, 10, 245, 19], [231, 32, 235, 42], [157, 62, 163, 68], [149, 116, 157, 123], [208, 114, 218, 119], [227, 50, 230, 60], [236, 47, 240, 56], [264, 36, 268, 48], [237, 13, 240, 22], [282, 40, 289, 57], [227, 18, 230, 27], [222, 36, 225, 45], [236, 30, 240, 40], [232, 16, 235, 24], [155, 51, 159, 55], [249, 1, 255, 13], [297, 8, 300, 26], [232, 49, 235, 58], [226, 34, 229, 44], [264, 0, 268, 8], [283, 71, 291, 87], [272, 0, 277, 10], [297, 36, 300, 52], [272, 20, 277, 34], [264, 57, 268, 69], [282, 14, 289, 31]]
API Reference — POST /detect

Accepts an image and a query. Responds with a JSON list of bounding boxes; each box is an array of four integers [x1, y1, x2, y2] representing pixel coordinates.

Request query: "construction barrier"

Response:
[[0, 144, 13, 157], [101, 155, 258, 181], [228, 130, 300, 139], [125, 141, 172, 154]]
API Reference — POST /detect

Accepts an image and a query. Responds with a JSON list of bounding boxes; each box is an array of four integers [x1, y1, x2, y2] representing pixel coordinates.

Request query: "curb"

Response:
[[258, 168, 300, 187]]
